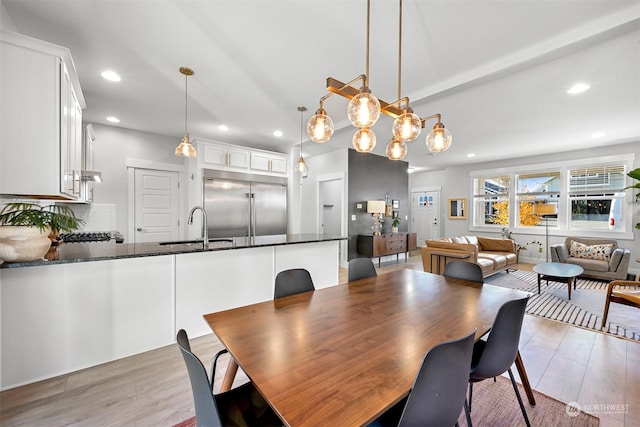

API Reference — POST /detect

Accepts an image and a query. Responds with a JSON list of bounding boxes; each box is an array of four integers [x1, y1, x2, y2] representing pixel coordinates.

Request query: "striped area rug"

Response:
[[485, 269, 640, 342]]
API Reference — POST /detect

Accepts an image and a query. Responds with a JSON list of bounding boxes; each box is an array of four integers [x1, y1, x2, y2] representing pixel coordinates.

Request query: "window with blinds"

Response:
[[516, 171, 561, 227], [472, 175, 511, 226], [470, 157, 632, 233], [568, 164, 626, 231]]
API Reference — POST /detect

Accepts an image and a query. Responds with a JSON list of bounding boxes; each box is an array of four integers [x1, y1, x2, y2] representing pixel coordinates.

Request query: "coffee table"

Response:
[[533, 262, 584, 300]]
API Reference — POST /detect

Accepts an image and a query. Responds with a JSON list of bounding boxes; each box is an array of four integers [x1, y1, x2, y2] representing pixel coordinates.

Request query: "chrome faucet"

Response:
[[188, 206, 208, 249]]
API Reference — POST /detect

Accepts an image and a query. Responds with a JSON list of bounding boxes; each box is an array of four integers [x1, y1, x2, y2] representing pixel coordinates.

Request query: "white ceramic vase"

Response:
[[0, 226, 52, 262]]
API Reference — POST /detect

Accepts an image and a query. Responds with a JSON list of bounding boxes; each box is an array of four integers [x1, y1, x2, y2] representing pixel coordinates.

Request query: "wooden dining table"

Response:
[[203, 268, 534, 427]]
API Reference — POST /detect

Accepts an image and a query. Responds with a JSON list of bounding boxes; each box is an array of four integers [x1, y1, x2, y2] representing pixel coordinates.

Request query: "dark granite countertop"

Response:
[[0, 234, 348, 269]]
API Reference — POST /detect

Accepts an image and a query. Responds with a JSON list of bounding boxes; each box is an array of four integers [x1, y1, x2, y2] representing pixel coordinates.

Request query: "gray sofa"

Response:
[[550, 236, 631, 281]]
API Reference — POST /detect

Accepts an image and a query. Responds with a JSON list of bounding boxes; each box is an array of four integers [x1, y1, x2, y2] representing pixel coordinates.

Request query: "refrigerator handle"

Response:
[[246, 192, 252, 238], [250, 192, 256, 239]]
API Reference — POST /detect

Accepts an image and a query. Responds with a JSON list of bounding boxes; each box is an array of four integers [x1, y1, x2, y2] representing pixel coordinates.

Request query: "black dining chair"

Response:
[[348, 258, 378, 281], [443, 260, 484, 284], [370, 329, 476, 427], [274, 268, 315, 299], [176, 329, 281, 427], [467, 296, 531, 427]]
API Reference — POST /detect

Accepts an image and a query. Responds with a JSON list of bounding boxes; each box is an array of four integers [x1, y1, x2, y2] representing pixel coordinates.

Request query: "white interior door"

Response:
[[411, 191, 440, 246], [133, 168, 180, 243], [319, 179, 342, 236]]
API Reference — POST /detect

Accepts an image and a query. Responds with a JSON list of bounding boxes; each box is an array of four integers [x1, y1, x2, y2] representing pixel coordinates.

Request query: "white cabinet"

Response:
[[197, 139, 288, 177], [202, 143, 250, 170], [250, 151, 288, 175], [0, 30, 85, 200]]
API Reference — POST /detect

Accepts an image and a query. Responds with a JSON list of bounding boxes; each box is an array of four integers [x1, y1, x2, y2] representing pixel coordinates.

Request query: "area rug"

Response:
[[456, 375, 599, 426], [173, 376, 599, 426], [485, 269, 640, 342]]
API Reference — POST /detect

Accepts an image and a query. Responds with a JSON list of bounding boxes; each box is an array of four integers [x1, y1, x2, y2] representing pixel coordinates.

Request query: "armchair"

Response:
[[550, 237, 630, 281], [601, 280, 640, 328]]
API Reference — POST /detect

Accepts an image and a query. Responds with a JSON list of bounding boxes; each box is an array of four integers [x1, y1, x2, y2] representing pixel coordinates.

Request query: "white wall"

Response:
[[0, 2, 16, 31], [86, 124, 184, 242], [299, 149, 349, 233], [409, 141, 640, 273]]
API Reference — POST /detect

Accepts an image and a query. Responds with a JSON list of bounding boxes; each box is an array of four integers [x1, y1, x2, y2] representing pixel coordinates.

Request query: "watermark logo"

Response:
[[566, 402, 581, 417], [566, 401, 629, 417]]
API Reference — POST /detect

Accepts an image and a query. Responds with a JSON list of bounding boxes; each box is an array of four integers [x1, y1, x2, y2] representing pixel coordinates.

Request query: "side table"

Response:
[[429, 251, 471, 275]]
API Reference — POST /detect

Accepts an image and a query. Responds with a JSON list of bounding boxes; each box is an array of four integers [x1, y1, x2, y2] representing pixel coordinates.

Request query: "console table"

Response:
[[357, 232, 417, 267]]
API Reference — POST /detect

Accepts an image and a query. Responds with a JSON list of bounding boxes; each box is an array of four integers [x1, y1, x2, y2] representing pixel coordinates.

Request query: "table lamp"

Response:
[[367, 200, 386, 235], [533, 203, 557, 262]]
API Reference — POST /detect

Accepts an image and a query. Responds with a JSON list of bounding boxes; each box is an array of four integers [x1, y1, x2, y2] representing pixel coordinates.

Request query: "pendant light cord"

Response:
[[366, 0, 371, 85], [184, 73, 188, 135], [397, 0, 402, 100]]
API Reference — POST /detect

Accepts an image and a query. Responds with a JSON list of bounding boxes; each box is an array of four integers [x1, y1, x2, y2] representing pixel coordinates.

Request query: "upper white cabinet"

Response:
[[250, 151, 288, 175], [202, 143, 250, 171], [197, 139, 288, 177], [0, 30, 85, 200]]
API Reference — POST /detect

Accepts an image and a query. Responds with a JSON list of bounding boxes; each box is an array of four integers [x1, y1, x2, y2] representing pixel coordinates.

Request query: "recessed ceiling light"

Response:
[[273, 130, 283, 137], [106, 116, 120, 123], [591, 132, 606, 139], [567, 83, 590, 94], [466, 153, 476, 158], [101, 70, 121, 82], [218, 125, 229, 131]]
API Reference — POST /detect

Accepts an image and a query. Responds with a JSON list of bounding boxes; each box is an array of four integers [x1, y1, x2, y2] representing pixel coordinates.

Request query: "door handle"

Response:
[[136, 227, 146, 232]]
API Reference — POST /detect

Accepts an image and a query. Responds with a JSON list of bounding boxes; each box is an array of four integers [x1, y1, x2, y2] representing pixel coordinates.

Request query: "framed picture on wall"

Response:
[[392, 199, 399, 209], [448, 198, 467, 219]]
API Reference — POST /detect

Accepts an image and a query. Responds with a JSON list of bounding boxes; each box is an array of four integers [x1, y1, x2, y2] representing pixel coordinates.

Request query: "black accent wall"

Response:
[[347, 149, 409, 260]]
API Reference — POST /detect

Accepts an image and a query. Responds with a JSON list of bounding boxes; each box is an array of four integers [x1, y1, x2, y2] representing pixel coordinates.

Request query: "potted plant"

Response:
[[391, 217, 401, 233], [0, 202, 84, 262]]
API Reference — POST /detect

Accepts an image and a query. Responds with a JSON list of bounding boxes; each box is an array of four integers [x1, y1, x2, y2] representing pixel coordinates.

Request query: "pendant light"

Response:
[[296, 106, 309, 175], [348, 0, 380, 129], [386, 138, 407, 160], [426, 121, 453, 153], [391, 0, 421, 145], [309, 0, 453, 158], [174, 66, 197, 158]]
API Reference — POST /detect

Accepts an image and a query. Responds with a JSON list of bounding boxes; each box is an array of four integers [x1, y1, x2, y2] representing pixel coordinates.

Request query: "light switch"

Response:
[[352, 215, 356, 221], [356, 203, 362, 209]]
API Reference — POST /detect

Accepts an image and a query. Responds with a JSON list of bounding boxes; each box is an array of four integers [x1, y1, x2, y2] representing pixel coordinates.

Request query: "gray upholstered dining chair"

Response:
[[467, 296, 531, 427], [274, 268, 315, 299], [348, 258, 378, 281], [443, 260, 484, 284], [176, 329, 281, 427], [369, 329, 476, 427]]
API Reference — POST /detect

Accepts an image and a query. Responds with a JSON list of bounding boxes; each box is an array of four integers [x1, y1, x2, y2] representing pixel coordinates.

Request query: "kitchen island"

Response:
[[0, 234, 346, 390]]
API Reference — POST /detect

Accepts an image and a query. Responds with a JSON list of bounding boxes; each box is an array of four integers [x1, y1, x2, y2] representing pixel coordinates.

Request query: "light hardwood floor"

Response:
[[1, 256, 638, 426]]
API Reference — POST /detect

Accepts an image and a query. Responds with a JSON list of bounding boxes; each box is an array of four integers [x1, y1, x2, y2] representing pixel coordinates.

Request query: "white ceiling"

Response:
[[2, 0, 639, 172]]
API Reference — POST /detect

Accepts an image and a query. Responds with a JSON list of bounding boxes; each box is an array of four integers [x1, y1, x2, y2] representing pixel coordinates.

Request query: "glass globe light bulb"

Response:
[[426, 123, 452, 153], [296, 157, 309, 174], [386, 139, 407, 160], [347, 90, 380, 128], [175, 134, 197, 157], [307, 110, 334, 143], [393, 111, 421, 142], [352, 128, 376, 152]]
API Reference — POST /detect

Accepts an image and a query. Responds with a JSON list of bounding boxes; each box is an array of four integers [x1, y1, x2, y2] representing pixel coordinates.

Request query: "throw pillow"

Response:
[[570, 241, 613, 261]]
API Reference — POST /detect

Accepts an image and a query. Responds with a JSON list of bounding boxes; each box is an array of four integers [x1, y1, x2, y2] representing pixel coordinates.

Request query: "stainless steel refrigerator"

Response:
[[203, 169, 287, 239]]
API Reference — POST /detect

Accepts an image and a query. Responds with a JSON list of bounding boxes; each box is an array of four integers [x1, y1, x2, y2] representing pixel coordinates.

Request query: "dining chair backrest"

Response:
[[348, 258, 377, 281], [443, 260, 484, 283], [470, 296, 528, 380], [274, 268, 315, 299], [176, 329, 223, 427], [398, 329, 476, 427]]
